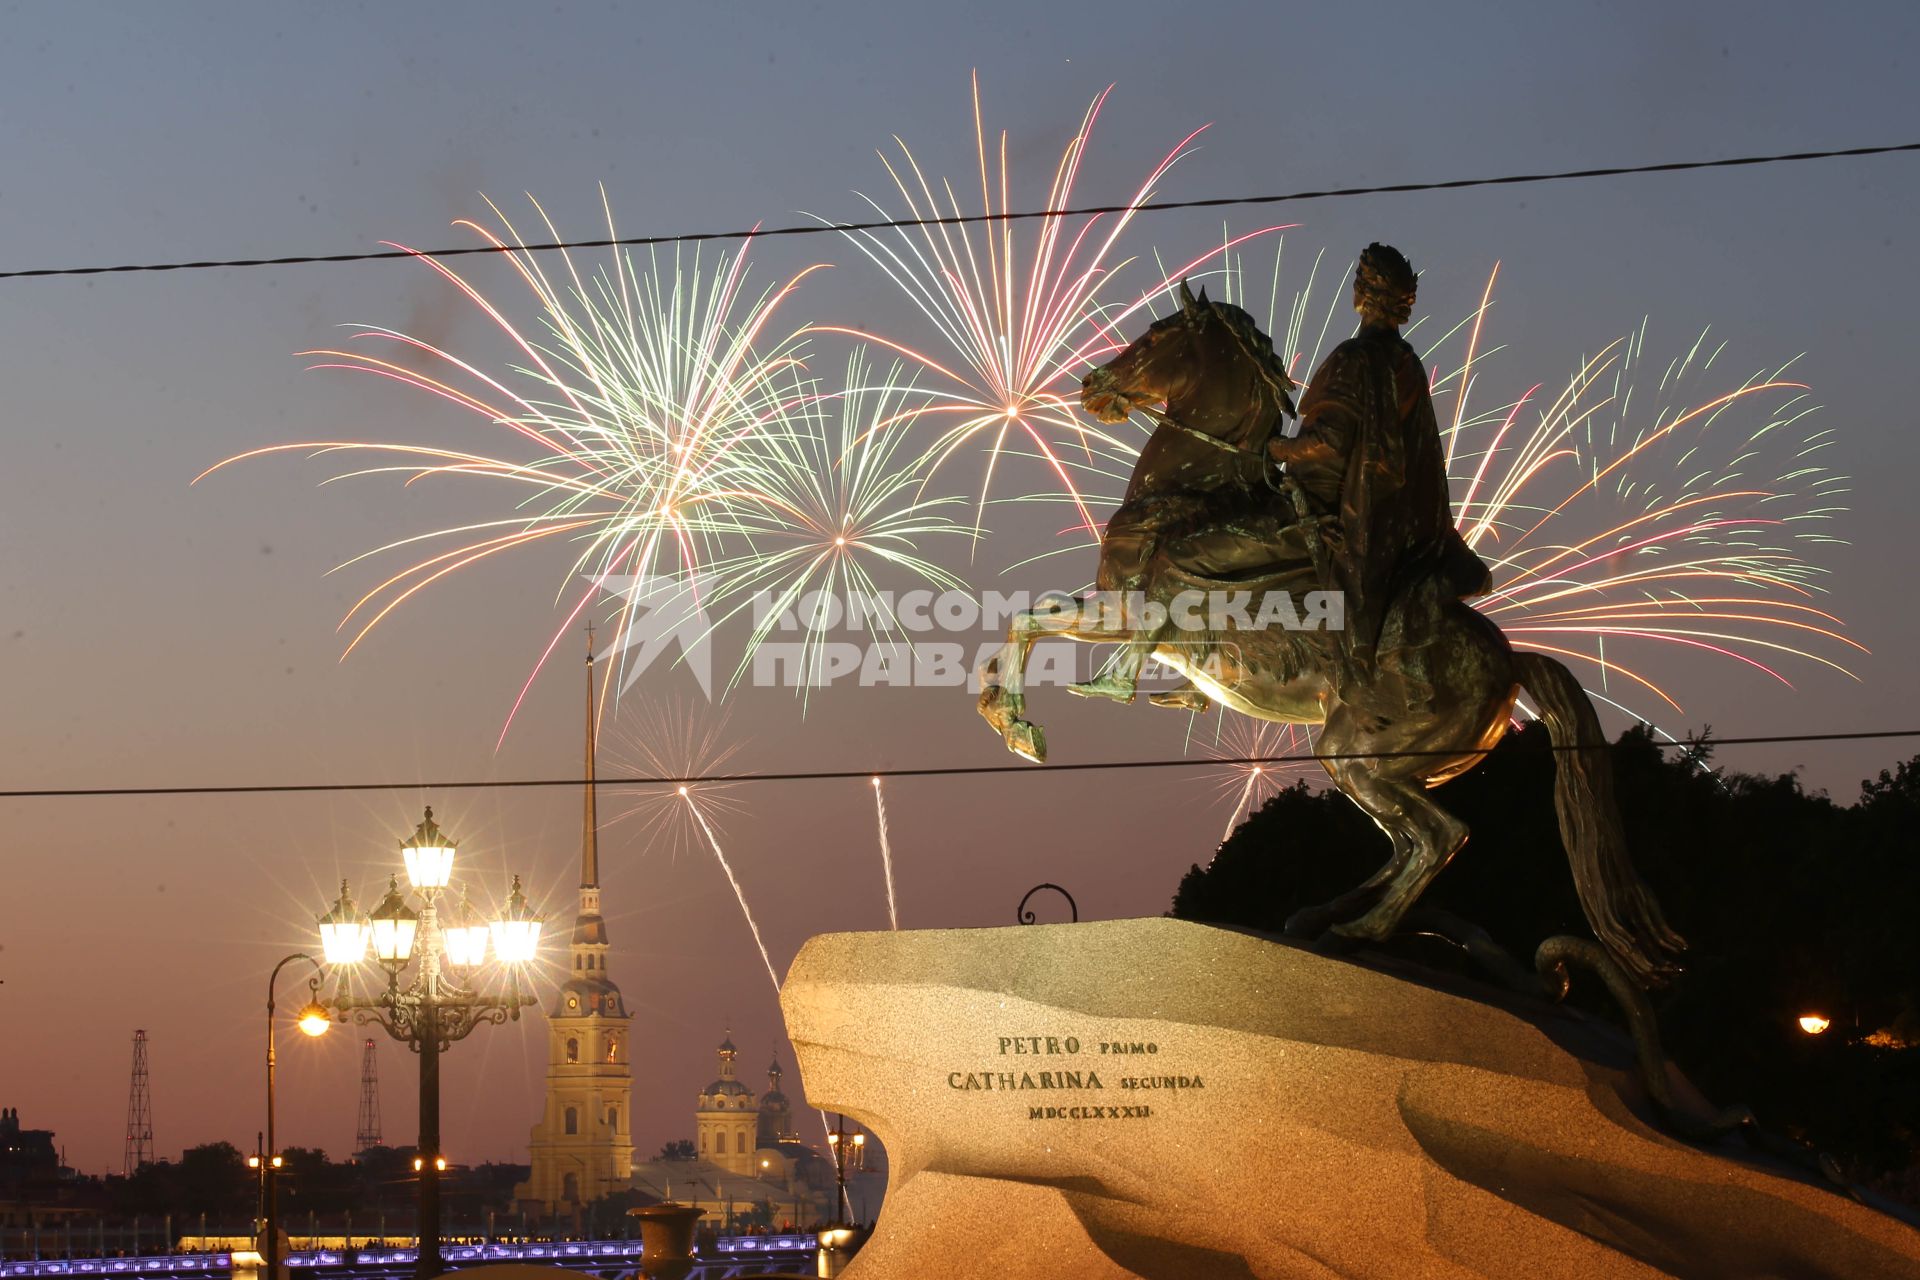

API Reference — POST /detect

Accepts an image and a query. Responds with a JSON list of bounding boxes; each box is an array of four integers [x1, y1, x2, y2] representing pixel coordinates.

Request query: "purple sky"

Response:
[[3, 1, 1917, 1175]]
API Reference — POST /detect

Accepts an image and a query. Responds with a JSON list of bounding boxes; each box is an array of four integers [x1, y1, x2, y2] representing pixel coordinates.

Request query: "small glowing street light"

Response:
[[1798, 1013, 1832, 1035], [296, 1002, 332, 1038]]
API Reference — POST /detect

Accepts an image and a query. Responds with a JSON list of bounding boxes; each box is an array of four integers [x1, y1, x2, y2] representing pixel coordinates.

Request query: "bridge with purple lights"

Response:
[[0, 1236, 819, 1280]]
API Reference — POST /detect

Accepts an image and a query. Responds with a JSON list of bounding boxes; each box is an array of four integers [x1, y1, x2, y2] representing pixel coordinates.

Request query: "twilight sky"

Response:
[[2, 0, 1917, 1176]]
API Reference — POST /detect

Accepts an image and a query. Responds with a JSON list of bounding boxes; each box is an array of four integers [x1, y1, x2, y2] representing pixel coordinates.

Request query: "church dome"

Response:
[[698, 1029, 754, 1105]]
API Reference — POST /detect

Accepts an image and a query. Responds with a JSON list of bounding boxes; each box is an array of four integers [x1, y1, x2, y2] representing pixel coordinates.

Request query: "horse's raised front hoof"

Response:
[[1005, 718, 1048, 764], [977, 684, 1023, 733]]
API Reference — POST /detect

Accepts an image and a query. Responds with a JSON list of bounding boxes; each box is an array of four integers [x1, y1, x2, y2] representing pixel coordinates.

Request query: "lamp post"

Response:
[[260, 955, 330, 1280], [824, 1115, 867, 1225], [310, 807, 543, 1280], [246, 1133, 275, 1259]]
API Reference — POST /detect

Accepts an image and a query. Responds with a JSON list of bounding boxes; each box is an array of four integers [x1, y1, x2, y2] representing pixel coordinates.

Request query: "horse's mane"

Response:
[[1176, 297, 1299, 417]]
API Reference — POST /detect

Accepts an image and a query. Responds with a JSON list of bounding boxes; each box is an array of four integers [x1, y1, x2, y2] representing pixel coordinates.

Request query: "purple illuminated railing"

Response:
[[2, 1236, 817, 1277]]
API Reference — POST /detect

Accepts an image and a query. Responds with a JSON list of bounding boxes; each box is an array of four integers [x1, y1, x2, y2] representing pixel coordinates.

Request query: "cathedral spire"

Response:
[[582, 621, 598, 890], [568, 621, 609, 953]]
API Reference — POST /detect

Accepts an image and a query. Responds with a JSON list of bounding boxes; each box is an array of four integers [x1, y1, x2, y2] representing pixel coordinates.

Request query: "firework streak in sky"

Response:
[[821, 74, 1293, 544]]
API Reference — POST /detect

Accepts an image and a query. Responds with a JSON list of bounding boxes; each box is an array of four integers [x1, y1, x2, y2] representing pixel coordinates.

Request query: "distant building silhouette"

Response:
[[1, 1106, 79, 1230]]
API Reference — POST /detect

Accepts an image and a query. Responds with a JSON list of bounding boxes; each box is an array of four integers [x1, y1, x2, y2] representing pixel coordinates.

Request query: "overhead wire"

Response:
[[1, 140, 1914, 281], [4, 728, 1914, 801]]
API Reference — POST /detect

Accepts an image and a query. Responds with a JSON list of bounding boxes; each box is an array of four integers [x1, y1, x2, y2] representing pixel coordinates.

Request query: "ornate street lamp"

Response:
[[311, 807, 542, 1280]]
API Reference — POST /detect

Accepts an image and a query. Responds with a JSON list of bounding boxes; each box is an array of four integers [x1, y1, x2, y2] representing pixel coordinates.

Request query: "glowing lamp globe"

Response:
[[317, 880, 372, 965], [368, 876, 419, 965], [1798, 1013, 1832, 1035], [442, 891, 490, 968], [488, 874, 543, 965], [400, 806, 457, 892], [296, 1002, 332, 1038]]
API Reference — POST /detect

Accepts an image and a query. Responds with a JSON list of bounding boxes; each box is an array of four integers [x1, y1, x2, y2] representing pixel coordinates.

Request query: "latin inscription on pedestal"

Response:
[[944, 1034, 1205, 1121], [785, 920, 1920, 1280]]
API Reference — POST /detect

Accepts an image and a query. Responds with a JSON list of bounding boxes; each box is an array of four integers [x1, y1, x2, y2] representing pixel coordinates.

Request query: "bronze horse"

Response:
[[978, 288, 1686, 988]]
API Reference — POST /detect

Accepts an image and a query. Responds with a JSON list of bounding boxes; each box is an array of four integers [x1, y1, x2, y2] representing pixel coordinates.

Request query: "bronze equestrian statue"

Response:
[[979, 245, 1686, 989]]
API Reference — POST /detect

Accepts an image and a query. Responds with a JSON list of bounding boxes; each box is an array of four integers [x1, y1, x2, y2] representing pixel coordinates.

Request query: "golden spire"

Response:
[[582, 620, 599, 890]]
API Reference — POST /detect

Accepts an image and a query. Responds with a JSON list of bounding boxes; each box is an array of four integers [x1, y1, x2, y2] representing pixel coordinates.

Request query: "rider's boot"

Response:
[[1149, 682, 1211, 712]]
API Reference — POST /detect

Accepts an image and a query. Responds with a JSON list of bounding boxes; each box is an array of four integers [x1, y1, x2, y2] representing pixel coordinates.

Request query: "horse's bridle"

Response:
[[1123, 302, 1297, 476]]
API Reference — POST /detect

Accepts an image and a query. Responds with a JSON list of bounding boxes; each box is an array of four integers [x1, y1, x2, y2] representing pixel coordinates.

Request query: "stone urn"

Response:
[[626, 1202, 706, 1280]]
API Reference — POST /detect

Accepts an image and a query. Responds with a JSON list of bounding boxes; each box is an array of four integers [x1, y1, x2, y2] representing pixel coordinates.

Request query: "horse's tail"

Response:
[[1514, 651, 1686, 988]]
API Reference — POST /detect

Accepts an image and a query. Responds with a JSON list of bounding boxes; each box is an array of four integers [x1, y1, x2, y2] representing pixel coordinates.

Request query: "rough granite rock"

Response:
[[779, 917, 1920, 1280]]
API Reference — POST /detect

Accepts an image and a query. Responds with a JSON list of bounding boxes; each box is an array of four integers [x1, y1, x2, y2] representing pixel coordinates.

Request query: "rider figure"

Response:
[[1270, 243, 1490, 716]]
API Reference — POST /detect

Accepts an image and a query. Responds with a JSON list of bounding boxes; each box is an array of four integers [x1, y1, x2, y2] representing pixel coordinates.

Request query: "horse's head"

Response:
[[1080, 279, 1213, 425], [1081, 280, 1295, 427]]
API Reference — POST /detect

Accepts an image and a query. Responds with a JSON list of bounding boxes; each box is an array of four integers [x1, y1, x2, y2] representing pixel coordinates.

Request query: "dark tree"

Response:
[[656, 1139, 697, 1162], [173, 1143, 253, 1218]]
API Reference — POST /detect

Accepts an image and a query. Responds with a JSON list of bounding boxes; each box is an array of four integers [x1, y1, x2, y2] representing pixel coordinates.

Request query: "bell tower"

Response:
[[694, 1032, 759, 1176], [517, 626, 634, 1215]]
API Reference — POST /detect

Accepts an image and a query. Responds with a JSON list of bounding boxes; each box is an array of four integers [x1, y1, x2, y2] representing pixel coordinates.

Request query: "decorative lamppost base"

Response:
[[816, 1225, 869, 1278], [626, 1203, 706, 1280]]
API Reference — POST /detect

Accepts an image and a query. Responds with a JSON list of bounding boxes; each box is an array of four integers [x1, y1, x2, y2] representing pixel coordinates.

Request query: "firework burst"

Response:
[[823, 74, 1289, 545], [1437, 300, 1862, 716], [601, 696, 749, 853], [194, 191, 960, 729], [691, 349, 973, 699], [1190, 717, 1318, 844]]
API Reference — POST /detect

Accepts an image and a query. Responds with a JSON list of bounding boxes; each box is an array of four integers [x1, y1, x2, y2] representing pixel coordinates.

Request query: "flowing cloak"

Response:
[[1290, 326, 1488, 668]]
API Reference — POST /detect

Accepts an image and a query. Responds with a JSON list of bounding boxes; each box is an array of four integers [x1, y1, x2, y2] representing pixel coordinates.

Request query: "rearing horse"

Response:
[[977, 288, 1686, 988]]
